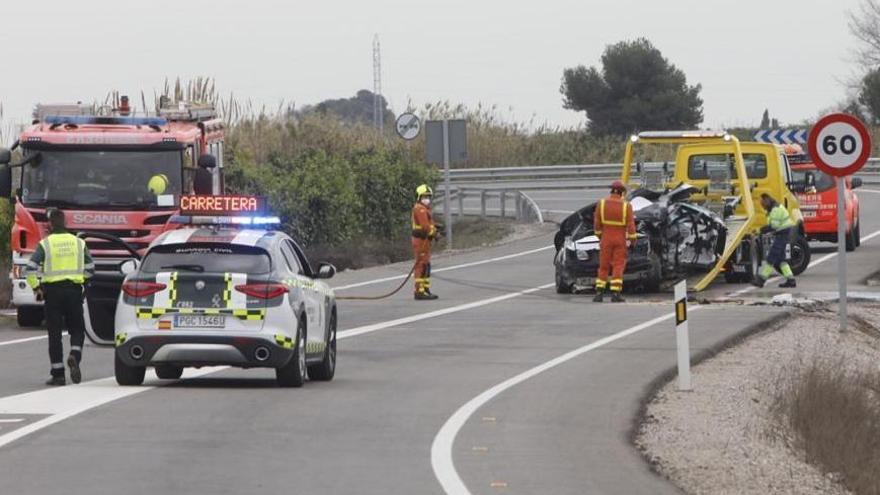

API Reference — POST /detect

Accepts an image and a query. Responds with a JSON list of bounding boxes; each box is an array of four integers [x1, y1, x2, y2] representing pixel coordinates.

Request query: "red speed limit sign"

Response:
[[807, 113, 872, 177]]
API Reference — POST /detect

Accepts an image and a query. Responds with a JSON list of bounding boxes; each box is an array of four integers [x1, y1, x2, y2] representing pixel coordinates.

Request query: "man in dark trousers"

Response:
[[25, 209, 95, 385], [753, 193, 797, 288]]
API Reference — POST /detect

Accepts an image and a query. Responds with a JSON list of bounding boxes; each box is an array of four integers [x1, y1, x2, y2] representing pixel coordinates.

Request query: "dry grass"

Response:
[[772, 348, 880, 494]]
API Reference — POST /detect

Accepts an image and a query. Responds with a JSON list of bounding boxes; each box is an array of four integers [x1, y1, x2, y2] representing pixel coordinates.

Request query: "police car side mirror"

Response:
[[316, 263, 336, 279], [119, 259, 140, 276], [198, 154, 217, 169], [851, 177, 863, 189], [0, 148, 10, 165]]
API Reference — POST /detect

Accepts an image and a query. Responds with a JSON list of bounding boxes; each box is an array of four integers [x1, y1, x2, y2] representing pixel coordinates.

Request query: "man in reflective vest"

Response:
[[753, 193, 796, 288], [25, 209, 94, 386], [593, 181, 637, 303], [412, 184, 439, 300]]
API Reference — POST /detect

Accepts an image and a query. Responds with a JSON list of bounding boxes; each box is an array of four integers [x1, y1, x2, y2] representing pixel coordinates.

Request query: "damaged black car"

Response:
[[553, 184, 729, 293]]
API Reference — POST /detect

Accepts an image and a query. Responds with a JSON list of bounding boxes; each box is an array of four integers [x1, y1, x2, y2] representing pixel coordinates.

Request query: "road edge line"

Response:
[[430, 307, 704, 495]]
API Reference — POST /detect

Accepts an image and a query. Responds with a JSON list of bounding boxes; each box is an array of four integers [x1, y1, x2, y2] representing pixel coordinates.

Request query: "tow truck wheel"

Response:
[[276, 321, 306, 388], [17, 306, 44, 327], [155, 365, 184, 380], [308, 310, 336, 381], [115, 353, 146, 386], [789, 234, 811, 276]]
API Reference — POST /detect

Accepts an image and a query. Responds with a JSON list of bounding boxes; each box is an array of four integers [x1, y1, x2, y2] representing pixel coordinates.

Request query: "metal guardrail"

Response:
[[435, 188, 543, 224], [447, 159, 880, 185]]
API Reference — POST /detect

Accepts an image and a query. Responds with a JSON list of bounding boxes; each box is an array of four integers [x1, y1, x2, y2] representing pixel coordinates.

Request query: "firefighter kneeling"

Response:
[[412, 184, 440, 300], [593, 181, 637, 303]]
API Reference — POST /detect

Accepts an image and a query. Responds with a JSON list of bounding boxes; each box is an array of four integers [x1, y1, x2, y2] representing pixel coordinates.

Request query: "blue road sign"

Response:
[[753, 129, 809, 144]]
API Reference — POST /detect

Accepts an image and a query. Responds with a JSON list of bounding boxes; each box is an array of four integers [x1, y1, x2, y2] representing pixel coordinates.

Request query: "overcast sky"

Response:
[[0, 0, 865, 131]]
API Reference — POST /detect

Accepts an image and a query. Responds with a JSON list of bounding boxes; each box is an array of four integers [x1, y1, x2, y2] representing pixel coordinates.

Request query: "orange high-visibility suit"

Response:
[[411, 202, 437, 295], [593, 194, 637, 293]]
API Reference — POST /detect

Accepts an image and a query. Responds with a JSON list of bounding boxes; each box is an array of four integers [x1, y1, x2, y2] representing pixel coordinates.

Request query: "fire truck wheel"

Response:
[[846, 225, 857, 252], [17, 306, 44, 328]]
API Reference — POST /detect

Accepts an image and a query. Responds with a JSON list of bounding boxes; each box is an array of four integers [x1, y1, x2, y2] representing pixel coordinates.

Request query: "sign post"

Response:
[[807, 113, 872, 331], [674, 280, 692, 391], [426, 120, 468, 249]]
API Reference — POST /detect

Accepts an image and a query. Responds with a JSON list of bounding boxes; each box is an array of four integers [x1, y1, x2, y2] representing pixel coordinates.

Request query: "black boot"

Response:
[[45, 376, 66, 386], [611, 292, 625, 303], [415, 292, 438, 300], [778, 278, 796, 288], [592, 289, 604, 303], [751, 276, 766, 288], [67, 355, 81, 384]]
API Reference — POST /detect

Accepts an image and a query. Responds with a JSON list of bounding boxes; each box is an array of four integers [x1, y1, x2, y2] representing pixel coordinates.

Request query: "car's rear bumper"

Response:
[[115, 333, 295, 369]]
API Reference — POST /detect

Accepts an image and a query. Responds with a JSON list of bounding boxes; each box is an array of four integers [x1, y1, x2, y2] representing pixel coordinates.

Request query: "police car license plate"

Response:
[[173, 315, 226, 328]]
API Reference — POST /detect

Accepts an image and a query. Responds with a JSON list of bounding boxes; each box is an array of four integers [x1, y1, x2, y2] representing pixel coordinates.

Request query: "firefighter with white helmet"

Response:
[[411, 184, 439, 300]]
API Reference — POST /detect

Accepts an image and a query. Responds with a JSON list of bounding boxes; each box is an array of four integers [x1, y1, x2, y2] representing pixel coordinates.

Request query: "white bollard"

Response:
[[674, 280, 692, 391]]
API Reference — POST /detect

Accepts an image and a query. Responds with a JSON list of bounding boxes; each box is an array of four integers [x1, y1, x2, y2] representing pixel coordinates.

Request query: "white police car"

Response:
[[113, 216, 337, 387]]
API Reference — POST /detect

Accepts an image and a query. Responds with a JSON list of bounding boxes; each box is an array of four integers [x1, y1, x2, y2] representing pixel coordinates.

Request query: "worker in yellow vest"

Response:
[[25, 209, 95, 386]]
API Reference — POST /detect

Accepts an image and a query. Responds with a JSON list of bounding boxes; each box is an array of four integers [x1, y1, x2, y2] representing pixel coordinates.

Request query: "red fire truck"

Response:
[[0, 97, 225, 344], [786, 148, 863, 252]]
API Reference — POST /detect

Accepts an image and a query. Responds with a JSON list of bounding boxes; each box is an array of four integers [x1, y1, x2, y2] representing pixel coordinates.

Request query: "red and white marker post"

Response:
[[807, 113, 872, 331]]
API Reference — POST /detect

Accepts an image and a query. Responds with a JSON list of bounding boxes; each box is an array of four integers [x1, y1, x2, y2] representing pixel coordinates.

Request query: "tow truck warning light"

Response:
[[179, 195, 265, 214]]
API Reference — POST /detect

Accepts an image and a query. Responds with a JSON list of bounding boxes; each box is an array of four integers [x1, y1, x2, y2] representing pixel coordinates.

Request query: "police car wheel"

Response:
[[308, 310, 336, 381], [155, 365, 184, 380], [276, 322, 306, 388], [115, 353, 146, 386]]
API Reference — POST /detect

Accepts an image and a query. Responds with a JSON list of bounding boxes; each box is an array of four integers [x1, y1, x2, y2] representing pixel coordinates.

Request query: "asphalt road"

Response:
[[0, 190, 877, 494]]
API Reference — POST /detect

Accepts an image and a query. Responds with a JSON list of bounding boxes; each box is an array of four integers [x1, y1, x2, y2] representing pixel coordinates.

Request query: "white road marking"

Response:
[[0, 367, 223, 449], [339, 283, 555, 340], [858, 189, 880, 194], [728, 228, 880, 297], [0, 282, 557, 449], [430, 307, 703, 495], [0, 332, 68, 348], [334, 245, 554, 291], [0, 419, 24, 423]]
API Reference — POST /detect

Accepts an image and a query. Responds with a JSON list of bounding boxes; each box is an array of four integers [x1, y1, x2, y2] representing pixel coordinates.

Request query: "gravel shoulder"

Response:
[[636, 303, 880, 495]]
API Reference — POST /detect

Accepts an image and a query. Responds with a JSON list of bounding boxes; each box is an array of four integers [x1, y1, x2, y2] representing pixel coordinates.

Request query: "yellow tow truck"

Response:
[[621, 131, 810, 291]]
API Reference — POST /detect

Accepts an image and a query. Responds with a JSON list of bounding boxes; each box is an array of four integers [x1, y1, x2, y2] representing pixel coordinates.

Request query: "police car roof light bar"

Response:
[[169, 215, 281, 227]]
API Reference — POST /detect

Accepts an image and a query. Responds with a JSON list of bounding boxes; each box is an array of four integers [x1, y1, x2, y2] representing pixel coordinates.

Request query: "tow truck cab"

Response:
[[0, 99, 226, 344]]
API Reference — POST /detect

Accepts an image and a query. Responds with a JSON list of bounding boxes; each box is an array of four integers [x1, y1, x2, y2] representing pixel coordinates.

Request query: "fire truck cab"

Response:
[[0, 98, 226, 344]]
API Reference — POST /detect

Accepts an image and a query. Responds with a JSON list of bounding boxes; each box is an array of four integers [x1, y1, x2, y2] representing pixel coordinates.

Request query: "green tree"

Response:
[[760, 109, 771, 129], [560, 38, 703, 136], [859, 68, 880, 124], [300, 90, 393, 127]]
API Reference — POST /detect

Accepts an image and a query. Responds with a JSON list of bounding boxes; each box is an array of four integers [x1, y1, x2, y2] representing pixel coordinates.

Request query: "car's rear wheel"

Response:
[[115, 353, 146, 386], [155, 365, 184, 380], [17, 306, 43, 328], [308, 311, 336, 381], [276, 321, 306, 388], [789, 234, 811, 276]]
